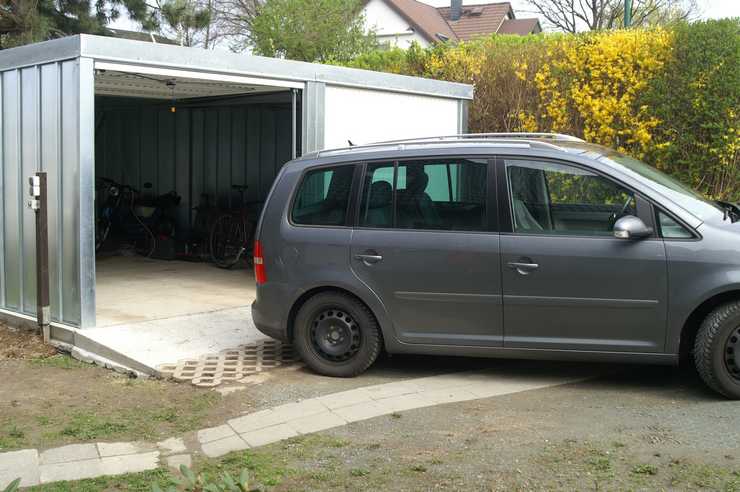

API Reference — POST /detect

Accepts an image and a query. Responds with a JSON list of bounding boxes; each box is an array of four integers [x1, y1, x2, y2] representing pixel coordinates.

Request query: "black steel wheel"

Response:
[[694, 300, 740, 399], [294, 292, 381, 377], [310, 308, 362, 362], [725, 325, 740, 381]]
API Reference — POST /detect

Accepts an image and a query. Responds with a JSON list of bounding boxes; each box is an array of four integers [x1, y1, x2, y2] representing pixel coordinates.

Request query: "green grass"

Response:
[[28, 468, 176, 492], [29, 354, 88, 370]]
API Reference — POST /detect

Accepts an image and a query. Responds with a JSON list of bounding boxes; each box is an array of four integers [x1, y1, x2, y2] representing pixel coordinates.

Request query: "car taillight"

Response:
[[254, 240, 266, 285]]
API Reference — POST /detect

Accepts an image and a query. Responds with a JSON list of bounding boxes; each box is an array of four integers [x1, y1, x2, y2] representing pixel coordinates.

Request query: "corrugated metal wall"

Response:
[[95, 97, 295, 231], [0, 59, 88, 326]]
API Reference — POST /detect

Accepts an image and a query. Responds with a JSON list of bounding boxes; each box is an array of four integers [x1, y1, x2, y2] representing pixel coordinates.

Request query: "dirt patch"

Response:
[[0, 323, 56, 360]]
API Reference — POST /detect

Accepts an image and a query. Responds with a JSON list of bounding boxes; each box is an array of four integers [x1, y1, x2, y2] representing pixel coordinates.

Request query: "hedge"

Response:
[[342, 20, 740, 200]]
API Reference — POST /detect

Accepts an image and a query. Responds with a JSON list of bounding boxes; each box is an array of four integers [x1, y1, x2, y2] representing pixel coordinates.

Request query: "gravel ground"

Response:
[[227, 358, 740, 491]]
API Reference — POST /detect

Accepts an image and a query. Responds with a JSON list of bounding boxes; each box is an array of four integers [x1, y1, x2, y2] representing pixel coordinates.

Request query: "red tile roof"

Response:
[[498, 18, 542, 35], [383, 0, 459, 42], [375, 1, 541, 43], [437, 2, 513, 41]]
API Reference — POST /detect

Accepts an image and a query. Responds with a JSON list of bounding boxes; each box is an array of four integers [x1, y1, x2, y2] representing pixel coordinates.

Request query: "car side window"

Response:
[[359, 159, 487, 231], [658, 211, 694, 239], [291, 165, 355, 226], [506, 159, 635, 236]]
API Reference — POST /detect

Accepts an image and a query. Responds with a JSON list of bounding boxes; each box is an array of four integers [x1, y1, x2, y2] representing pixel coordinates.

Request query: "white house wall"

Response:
[[363, 0, 431, 48], [323, 85, 460, 150]]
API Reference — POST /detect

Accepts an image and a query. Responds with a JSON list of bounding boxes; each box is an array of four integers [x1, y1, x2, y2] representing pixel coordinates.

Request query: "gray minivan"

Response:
[[251, 134, 740, 399]]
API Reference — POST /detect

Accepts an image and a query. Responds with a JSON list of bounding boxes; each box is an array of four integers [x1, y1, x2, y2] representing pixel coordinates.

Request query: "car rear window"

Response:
[[291, 165, 355, 226]]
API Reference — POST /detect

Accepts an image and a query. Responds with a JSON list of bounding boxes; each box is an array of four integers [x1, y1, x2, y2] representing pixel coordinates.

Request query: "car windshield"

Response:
[[598, 152, 725, 222]]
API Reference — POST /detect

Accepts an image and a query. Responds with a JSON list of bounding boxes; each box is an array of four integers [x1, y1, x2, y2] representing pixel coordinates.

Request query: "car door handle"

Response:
[[507, 261, 539, 275], [354, 254, 383, 265]]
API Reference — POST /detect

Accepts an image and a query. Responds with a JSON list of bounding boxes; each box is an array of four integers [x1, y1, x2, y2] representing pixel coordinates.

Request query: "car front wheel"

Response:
[[694, 300, 740, 399], [293, 292, 381, 378]]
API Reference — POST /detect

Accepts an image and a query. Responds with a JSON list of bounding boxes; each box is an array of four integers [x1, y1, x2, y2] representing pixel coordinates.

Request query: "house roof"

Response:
[[383, 0, 459, 42], [105, 28, 178, 45], [374, 1, 541, 43], [498, 18, 542, 35], [437, 2, 513, 41]]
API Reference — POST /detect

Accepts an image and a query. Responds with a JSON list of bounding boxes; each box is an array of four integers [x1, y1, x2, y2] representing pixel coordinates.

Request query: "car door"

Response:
[[350, 158, 503, 347], [499, 157, 668, 353]]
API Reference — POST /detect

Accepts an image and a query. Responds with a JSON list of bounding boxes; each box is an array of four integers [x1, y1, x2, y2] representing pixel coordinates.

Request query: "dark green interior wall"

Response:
[[95, 95, 295, 231]]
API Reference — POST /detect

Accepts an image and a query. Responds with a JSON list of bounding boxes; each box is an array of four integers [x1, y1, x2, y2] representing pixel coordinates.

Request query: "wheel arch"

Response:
[[286, 285, 389, 350], [679, 289, 740, 363]]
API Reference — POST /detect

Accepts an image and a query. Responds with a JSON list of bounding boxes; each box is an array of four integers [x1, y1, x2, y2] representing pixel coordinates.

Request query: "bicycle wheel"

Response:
[[210, 214, 248, 269]]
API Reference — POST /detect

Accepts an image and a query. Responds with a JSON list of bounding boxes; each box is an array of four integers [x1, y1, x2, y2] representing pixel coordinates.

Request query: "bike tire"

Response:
[[210, 214, 249, 269]]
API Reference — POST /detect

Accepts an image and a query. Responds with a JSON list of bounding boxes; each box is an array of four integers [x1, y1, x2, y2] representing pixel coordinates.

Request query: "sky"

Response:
[[109, 0, 740, 36]]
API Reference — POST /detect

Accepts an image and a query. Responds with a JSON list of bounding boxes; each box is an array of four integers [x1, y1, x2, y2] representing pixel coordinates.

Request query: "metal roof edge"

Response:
[[0, 35, 81, 72], [78, 35, 473, 100]]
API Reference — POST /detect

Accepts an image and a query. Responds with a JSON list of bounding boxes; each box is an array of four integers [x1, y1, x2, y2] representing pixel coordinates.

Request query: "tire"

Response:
[[693, 300, 740, 399], [210, 214, 249, 269], [293, 292, 381, 377]]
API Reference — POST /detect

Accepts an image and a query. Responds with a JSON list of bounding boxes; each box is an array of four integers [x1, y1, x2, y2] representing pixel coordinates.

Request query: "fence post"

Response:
[[29, 172, 50, 341]]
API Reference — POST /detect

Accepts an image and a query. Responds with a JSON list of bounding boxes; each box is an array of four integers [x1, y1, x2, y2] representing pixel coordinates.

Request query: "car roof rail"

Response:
[[310, 133, 582, 159]]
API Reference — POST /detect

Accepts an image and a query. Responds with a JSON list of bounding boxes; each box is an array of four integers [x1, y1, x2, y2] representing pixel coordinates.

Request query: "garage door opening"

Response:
[[93, 70, 301, 327]]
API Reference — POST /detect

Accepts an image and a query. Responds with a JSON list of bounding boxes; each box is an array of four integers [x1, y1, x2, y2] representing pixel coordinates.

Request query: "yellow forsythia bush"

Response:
[[344, 20, 739, 199]]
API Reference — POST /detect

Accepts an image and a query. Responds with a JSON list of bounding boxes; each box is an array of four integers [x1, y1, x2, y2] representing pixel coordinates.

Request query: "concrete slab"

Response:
[[166, 454, 192, 470], [197, 425, 236, 444], [80, 307, 269, 373], [0, 449, 40, 489], [200, 435, 249, 458], [241, 424, 299, 448], [96, 256, 256, 327], [40, 443, 99, 465]]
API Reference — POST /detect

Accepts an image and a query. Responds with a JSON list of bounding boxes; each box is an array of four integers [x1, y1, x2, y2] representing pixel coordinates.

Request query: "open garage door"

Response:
[[93, 67, 301, 328]]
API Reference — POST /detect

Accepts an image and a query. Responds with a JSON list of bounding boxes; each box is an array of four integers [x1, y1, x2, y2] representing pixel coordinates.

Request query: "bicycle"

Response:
[[95, 177, 156, 257], [209, 185, 263, 269]]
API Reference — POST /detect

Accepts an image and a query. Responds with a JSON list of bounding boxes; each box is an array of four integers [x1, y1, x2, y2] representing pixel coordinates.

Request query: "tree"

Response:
[[243, 0, 376, 62], [0, 0, 158, 48], [157, 0, 211, 46], [523, 0, 698, 33]]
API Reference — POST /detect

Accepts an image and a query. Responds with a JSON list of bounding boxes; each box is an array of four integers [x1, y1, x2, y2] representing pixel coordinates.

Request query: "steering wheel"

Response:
[[609, 196, 634, 229]]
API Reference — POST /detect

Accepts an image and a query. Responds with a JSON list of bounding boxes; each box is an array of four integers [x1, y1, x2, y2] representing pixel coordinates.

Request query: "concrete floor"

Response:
[[95, 256, 256, 327]]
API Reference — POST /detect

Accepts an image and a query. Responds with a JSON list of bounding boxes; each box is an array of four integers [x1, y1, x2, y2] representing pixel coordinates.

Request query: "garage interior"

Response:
[[93, 70, 300, 327]]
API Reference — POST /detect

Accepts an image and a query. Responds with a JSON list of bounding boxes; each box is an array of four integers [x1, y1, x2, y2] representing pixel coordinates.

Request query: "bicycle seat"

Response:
[[232, 185, 249, 192]]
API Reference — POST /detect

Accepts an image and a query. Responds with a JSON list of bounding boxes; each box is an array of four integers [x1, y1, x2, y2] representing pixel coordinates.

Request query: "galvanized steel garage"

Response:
[[0, 34, 473, 337]]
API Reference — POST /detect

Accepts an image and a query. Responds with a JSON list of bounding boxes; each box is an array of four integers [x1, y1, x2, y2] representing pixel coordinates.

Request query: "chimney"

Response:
[[450, 0, 462, 21]]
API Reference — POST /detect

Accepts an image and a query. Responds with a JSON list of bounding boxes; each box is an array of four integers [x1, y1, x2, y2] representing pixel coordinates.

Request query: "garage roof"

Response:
[[0, 35, 474, 100]]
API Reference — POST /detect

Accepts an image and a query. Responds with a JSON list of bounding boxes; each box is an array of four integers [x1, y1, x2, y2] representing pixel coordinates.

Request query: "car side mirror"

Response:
[[613, 215, 653, 240]]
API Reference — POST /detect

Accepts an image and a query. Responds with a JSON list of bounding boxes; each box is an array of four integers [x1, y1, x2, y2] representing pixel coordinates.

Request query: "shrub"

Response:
[[643, 19, 740, 200], [341, 20, 740, 200]]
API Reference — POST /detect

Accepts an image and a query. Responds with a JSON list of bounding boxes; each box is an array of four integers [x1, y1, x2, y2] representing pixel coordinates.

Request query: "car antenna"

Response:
[[348, 139, 355, 147]]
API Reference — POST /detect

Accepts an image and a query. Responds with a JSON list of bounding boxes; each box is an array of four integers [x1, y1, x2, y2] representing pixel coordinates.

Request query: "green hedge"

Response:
[[342, 20, 740, 200]]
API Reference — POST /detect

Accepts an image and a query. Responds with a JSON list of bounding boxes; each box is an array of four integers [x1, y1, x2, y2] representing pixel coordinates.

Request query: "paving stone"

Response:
[[411, 374, 473, 391], [40, 458, 104, 483], [422, 387, 479, 404], [100, 451, 160, 476], [197, 424, 236, 444], [270, 399, 329, 423], [332, 401, 389, 423], [40, 443, 99, 465], [362, 381, 421, 400], [97, 442, 149, 457], [316, 388, 373, 410], [166, 454, 192, 470], [240, 424, 298, 448], [158, 437, 188, 455], [201, 435, 249, 458], [0, 449, 40, 489], [228, 409, 283, 434], [286, 411, 347, 435], [373, 393, 438, 413]]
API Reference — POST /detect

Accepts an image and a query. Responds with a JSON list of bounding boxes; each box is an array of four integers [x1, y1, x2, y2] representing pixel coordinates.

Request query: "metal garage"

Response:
[[0, 34, 473, 339]]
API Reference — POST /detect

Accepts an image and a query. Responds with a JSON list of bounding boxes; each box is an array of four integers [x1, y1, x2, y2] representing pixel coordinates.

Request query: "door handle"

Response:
[[507, 260, 539, 275], [354, 253, 383, 265]]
